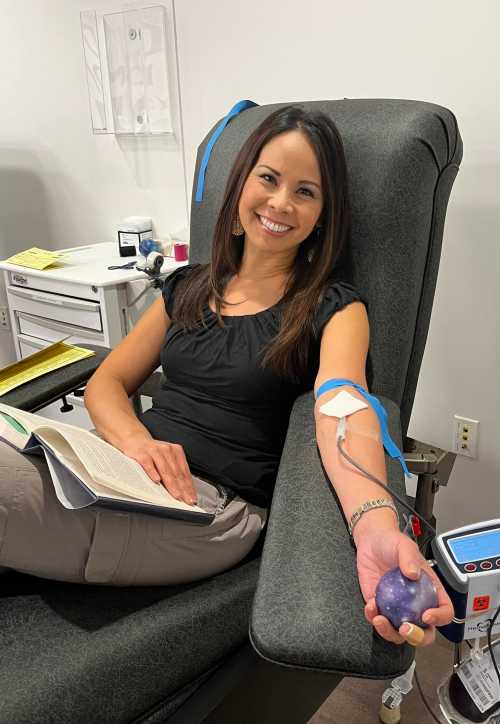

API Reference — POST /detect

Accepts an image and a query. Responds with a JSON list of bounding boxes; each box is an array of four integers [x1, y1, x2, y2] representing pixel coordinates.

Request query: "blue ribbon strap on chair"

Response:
[[195, 100, 258, 203], [315, 378, 411, 478]]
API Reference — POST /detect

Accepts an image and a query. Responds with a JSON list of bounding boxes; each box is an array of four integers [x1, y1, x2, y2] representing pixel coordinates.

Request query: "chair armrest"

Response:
[[250, 391, 414, 679], [1, 345, 110, 412]]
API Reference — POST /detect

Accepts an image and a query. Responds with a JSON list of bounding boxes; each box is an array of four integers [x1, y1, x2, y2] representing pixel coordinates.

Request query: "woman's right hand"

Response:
[[120, 437, 198, 505]]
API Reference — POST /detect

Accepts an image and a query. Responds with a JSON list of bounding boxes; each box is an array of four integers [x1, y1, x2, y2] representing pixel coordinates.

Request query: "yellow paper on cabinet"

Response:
[[0, 342, 95, 396], [4, 247, 67, 270]]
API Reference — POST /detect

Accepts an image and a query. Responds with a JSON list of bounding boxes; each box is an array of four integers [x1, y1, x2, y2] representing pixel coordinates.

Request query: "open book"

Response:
[[0, 402, 217, 525]]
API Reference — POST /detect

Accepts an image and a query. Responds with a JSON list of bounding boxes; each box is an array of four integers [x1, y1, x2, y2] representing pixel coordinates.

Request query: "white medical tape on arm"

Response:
[[318, 389, 369, 418], [318, 390, 381, 442]]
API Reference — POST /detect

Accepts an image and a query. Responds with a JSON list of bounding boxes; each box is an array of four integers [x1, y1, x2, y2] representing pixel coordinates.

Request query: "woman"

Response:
[[0, 105, 453, 647]]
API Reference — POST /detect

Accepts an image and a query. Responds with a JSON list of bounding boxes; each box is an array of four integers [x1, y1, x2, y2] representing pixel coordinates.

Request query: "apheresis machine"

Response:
[[432, 521, 500, 724]]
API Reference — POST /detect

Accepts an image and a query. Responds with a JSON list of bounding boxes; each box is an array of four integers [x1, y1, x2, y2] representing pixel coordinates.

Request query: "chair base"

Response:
[[161, 643, 342, 724]]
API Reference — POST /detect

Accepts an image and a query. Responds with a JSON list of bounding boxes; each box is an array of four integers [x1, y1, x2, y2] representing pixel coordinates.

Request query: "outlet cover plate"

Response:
[[453, 415, 479, 458]]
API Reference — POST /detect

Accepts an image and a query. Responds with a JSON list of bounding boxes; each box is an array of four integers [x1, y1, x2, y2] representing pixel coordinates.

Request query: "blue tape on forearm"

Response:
[[315, 378, 411, 478]]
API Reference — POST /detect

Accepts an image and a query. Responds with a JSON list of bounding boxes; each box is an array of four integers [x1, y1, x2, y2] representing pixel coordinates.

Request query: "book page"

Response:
[[0, 414, 29, 449], [35, 425, 208, 513], [0, 401, 88, 437], [0, 402, 36, 448], [44, 447, 143, 509], [0, 402, 38, 433]]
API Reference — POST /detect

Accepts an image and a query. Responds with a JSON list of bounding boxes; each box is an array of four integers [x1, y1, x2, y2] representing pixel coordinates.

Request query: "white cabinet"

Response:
[[0, 242, 185, 427]]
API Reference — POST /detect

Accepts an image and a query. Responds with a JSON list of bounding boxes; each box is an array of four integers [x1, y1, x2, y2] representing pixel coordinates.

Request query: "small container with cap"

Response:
[[117, 216, 153, 257], [171, 225, 189, 262]]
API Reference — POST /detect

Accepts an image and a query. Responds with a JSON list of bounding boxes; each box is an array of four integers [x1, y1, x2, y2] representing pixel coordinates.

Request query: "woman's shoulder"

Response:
[[313, 278, 367, 337], [162, 263, 204, 317], [164, 262, 202, 284]]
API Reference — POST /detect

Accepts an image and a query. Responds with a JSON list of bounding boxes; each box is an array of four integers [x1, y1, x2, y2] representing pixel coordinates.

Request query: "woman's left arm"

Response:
[[314, 302, 454, 646]]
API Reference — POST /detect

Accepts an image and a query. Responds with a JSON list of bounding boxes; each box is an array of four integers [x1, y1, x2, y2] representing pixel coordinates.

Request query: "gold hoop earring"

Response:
[[232, 213, 244, 236]]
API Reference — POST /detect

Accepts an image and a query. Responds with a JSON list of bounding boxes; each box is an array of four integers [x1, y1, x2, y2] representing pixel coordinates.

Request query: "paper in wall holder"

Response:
[[80, 2, 178, 136]]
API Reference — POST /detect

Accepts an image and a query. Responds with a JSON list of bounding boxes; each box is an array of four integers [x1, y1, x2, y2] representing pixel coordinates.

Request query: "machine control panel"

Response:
[[443, 524, 500, 575], [432, 519, 500, 641]]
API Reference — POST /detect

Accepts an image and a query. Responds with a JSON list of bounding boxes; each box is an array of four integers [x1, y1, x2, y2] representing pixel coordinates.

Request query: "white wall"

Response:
[[1, 0, 499, 531], [0, 0, 188, 361]]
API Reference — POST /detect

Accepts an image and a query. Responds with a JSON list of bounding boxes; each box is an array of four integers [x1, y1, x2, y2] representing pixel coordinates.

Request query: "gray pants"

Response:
[[0, 441, 267, 586]]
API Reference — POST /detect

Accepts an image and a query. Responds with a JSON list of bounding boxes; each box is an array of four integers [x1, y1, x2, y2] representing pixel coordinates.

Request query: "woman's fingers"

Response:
[[372, 615, 436, 646], [421, 603, 454, 628], [140, 460, 162, 484], [410, 561, 455, 628], [372, 615, 406, 644], [397, 536, 422, 580], [398, 546, 455, 629], [364, 598, 378, 622], [148, 452, 181, 498], [134, 440, 193, 504], [148, 443, 197, 504], [172, 444, 198, 504], [123, 439, 196, 503], [400, 622, 436, 646], [365, 598, 437, 647], [364, 599, 405, 642]]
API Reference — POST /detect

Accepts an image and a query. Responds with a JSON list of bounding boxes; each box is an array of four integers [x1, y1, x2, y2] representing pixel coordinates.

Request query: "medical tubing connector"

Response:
[[335, 416, 436, 537]]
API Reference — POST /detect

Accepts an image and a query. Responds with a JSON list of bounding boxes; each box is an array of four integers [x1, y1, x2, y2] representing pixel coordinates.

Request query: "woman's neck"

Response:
[[237, 245, 295, 284]]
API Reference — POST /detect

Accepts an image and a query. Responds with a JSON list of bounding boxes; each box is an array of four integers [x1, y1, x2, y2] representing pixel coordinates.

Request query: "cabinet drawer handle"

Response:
[[9, 286, 100, 312]]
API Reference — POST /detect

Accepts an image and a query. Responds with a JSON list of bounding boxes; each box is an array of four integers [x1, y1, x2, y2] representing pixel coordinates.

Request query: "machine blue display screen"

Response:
[[449, 529, 500, 563]]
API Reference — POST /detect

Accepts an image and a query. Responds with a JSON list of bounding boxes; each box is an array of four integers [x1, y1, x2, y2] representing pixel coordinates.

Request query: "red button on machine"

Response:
[[464, 563, 477, 572], [496, 559, 500, 567], [480, 561, 493, 570]]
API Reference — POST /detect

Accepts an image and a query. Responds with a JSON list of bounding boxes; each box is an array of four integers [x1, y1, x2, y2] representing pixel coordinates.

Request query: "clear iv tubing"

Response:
[[335, 416, 437, 538]]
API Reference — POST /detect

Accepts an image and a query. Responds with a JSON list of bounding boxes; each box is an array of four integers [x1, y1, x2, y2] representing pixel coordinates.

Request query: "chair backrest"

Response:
[[188, 99, 462, 439]]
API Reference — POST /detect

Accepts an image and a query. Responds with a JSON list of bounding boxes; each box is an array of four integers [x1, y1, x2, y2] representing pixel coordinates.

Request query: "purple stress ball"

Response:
[[375, 567, 439, 629]]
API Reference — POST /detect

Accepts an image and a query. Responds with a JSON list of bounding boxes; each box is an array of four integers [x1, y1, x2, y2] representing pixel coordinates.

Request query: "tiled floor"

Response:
[[309, 635, 455, 723]]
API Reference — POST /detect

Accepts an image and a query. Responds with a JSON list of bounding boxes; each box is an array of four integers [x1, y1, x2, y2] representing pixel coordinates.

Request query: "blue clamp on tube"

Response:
[[195, 100, 258, 203], [314, 378, 411, 478]]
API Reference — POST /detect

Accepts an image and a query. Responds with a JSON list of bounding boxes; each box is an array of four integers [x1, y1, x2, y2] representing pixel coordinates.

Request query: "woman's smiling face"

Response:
[[237, 130, 324, 259]]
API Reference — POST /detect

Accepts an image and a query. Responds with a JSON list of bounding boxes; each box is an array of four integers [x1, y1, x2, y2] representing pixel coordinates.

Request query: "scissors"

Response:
[[107, 261, 137, 270]]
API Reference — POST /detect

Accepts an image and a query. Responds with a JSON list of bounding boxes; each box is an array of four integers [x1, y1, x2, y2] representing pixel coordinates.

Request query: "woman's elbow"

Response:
[[83, 365, 127, 408]]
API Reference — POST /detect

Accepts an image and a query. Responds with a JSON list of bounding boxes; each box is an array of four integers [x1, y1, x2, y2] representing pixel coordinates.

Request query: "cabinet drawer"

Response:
[[16, 312, 104, 344], [7, 285, 102, 331], [18, 334, 53, 358], [17, 333, 101, 360]]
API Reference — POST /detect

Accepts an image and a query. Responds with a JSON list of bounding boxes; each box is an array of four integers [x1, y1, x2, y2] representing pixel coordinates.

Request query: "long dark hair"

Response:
[[172, 104, 352, 381]]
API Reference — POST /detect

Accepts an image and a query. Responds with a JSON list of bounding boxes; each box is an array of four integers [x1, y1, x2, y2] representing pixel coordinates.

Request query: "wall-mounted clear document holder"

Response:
[[81, 3, 177, 135]]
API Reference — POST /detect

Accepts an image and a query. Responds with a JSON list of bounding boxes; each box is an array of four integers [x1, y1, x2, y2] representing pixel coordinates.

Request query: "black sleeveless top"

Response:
[[140, 264, 366, 508]]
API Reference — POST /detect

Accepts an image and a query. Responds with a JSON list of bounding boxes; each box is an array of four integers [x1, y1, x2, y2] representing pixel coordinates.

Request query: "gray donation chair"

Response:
[[0, 99, 462, 723]]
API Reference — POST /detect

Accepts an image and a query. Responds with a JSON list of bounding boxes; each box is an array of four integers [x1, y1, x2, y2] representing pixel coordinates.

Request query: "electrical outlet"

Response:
[[453, 415, 479, 458], [0, 306, 10, 331]]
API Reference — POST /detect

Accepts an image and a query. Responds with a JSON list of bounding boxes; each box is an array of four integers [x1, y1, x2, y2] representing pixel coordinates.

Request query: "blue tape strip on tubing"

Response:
[[195, 100, 258, 203], [315, 378, 411, 478]]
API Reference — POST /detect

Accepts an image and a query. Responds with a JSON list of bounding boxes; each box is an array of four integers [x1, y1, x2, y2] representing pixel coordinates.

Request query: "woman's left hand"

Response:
[[355, 527, 454, 646]]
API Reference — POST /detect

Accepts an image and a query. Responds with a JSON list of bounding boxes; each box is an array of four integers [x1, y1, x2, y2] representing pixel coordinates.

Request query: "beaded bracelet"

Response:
[[348, 498, 399, 536]]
